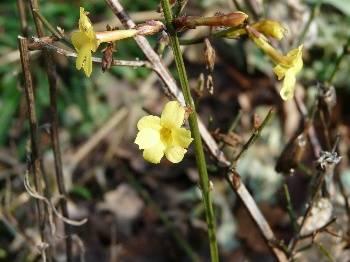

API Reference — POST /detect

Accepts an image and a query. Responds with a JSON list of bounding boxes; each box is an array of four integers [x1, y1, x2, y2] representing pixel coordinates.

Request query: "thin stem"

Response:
[[28, 37, 153, 69], [298, 217, 336, 240], [219, 110, 242, 149], [227, 110, 243, 134], [160, 0, 219, 261], [29, 1, 72, 261], [232, 0, 244, 11], [283, 183, 298, 233], [16, 0, 29, 37], [327, 36, 350, 83], [32, 9, 72, 47], [288, 171, 326, 255], [296, 0, 322, 46], [231, 108, 274, 167], [244, 0, 260, 21], [18, 36, 48, 260]]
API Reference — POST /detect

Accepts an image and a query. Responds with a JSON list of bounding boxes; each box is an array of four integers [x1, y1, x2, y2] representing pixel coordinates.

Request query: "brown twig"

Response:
[[105, 0, 287, 260], [16, 0, 29, 37], [298, 217, 337, 240], [28, 37, 153, 69], [289, 139, 341, 256], [18, 36, 48, 260], [28, 0, 72, 260], [288, 170, 326, 254], [294, 95, 322, 158]]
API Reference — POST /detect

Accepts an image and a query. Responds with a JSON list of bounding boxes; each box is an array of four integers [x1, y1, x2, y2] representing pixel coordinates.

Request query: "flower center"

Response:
[[160, 127, 172, 145]]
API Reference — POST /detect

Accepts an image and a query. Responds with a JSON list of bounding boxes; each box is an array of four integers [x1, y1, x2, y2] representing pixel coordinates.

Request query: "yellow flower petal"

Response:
[[165, 146, 187, 163], [137, 115, 161, 131], [161, 101, 185, 129], [172, 127, 193, 148], [273, 64, 287, 80], [71, 31, 89, 51], [79, 8, 93, 34], [83, 49, 92, 77], [273, 45, 303, 100], [143, 142, 165, 164], [253, 20, 286, 40], [134, 128, 160, 149], [75, 45, 90, 70], [280, 70, 296, 101]]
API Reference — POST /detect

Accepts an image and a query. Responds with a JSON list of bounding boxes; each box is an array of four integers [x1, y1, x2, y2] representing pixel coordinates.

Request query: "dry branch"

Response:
[[29, 0, 72, 260], [18, 36, 49, 260]]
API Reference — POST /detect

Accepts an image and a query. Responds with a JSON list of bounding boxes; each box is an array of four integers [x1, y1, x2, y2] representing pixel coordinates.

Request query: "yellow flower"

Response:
[[134, 101, 193, 164], [252, 20, 286, 40], [71, 7, 138, 77], [273, 45, 303, 100], [247, 27, 303, 100], [71, 7, 99, 77]]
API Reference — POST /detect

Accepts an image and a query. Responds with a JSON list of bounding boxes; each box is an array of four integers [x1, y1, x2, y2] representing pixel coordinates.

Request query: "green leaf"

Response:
[[70, 186, 92, 200]]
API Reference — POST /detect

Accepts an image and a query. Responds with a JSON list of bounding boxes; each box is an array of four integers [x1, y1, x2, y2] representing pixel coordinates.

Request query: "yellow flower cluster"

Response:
[[134, 101, 193, 164], [247, 21, 303, 100]]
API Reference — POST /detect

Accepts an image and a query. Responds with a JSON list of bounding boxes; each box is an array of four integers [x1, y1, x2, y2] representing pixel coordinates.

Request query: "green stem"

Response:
[[160, 0, 219, 261], [296, 0, 322, 46], [327, 35, 350, 83], [219, 110, 242, 149], [231, 108, 274, 168], [283, 183, 298, 233]]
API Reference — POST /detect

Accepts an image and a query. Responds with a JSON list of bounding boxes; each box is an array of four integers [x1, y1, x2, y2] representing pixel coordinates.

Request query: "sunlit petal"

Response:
[[161, 101, 185, 128], [273, 64, 287, 80], [172, 127, 193, 148], [134, 128, 160, 150], [71, 31, 89, 50], [165, 146, 187, 163], [137, 115, 161, 131], [273, 45, 303, 100], [83, 50, 93, 77], [79, 7, 93, 33], [75, 45, 90, 70], [143, 142, 165, 164], [280, 70, 296, 101]]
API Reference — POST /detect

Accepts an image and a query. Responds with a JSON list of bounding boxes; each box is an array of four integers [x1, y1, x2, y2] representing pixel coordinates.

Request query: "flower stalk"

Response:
[[160, 0, 219, 261], [71, 8, 164, 77], [95, 29, 138, 43]]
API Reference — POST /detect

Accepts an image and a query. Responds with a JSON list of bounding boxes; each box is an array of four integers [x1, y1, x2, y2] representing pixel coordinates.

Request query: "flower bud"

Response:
[[136, 20, 164, 36], [252, 19, 286, 40]]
